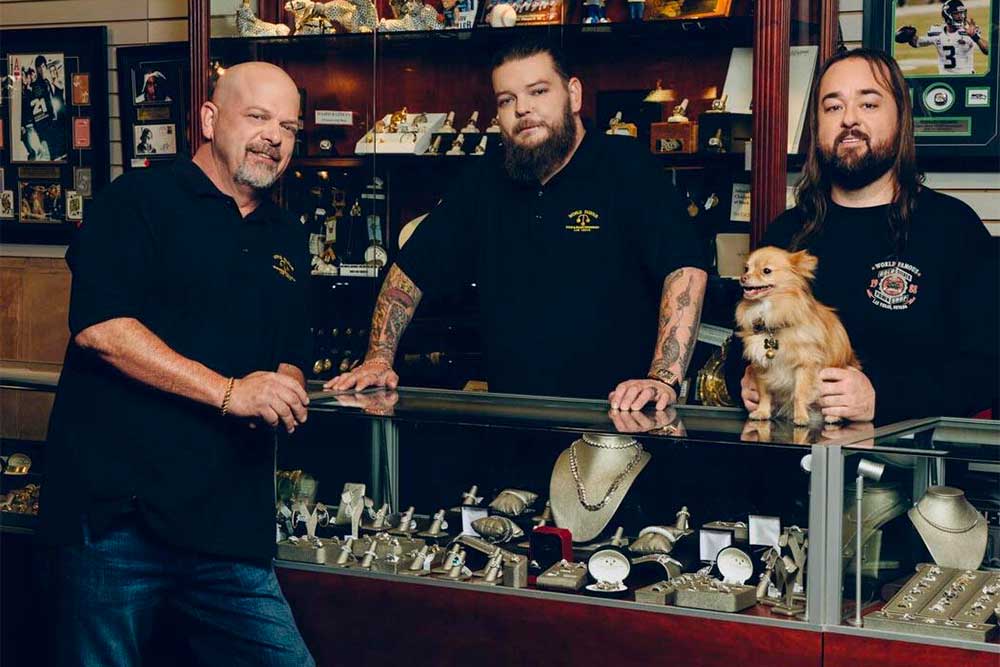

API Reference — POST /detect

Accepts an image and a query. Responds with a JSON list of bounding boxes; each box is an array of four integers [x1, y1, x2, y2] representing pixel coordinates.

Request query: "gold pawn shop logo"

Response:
[[565, 209, 600, 232]]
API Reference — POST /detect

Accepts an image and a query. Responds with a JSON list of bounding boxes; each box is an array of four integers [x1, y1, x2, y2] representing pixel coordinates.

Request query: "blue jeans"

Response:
[[41, 516, 315, 667]]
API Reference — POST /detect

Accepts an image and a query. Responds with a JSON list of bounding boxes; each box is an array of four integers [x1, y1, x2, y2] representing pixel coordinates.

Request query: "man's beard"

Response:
[[819, 129, 896, 190], [502, 102, 577, 183], [233, 141, 281, 190]]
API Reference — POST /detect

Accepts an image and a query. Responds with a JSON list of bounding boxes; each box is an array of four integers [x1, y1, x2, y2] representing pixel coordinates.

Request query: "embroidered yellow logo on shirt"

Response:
[[272, 254, 296, 282], [565, 209, 600, 232]]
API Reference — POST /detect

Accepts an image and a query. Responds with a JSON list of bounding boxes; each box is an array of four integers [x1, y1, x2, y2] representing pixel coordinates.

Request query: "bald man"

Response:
[[38, 62, 315, 667]]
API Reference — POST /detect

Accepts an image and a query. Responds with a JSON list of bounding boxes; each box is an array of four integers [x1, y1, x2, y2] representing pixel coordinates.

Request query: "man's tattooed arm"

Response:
[[648, 267, 707, 385], [365, 264, 423, 366]]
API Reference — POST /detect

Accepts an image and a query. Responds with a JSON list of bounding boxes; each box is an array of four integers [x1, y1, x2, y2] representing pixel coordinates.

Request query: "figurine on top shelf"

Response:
[[379, 0, 444, 30], [237, 0, 292, 36], [582, 0, 609, 23], [280, 0, 378, 35]]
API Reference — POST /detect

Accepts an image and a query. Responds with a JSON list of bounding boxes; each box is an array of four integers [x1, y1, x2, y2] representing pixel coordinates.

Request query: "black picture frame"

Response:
[[0, 26, 109, 243], [116, 43, 190, 174], [864, 0, 1000, 167]]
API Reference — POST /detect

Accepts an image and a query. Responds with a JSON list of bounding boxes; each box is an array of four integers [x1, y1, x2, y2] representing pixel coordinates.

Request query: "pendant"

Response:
[[764, 336, 779, 359]]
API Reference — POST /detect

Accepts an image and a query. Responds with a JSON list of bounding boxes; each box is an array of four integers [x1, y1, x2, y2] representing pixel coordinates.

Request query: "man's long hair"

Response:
[[792, 49, 923, 255]]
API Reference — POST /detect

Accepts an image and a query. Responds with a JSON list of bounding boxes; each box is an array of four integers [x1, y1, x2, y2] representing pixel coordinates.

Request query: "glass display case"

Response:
[[825, 418, 1000, 655], [278, 387, 850, 624], [268, 388, 999, 665]]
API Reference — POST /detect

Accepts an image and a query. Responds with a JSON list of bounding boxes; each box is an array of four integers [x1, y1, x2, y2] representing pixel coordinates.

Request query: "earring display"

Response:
[[866, 564, 1000, 642], [635, 580, 677, 605], [672, 571, 758, 613], [536, 559, 589, 592]]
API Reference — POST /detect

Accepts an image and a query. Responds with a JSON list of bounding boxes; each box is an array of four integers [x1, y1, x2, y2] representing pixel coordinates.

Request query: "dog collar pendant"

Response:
[[764, 335, 779, 358]]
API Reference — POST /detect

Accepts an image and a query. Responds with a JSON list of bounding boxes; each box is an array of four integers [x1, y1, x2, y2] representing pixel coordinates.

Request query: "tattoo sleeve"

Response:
[[648, 267, 708, 384], [365, 264, 423, 365]]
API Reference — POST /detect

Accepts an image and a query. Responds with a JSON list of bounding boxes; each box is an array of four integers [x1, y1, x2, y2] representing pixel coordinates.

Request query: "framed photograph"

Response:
[[0, 191, 14, 220], [73, 166, 93, 198], [72, 117, 92, 149], [8, 52, 70, 163], [132, 61, 180, 105], [72, 73, 91, 105], [65, 190, 83, 221], [134, 123, 177, 156], [865, 0, 999, 161], [18, 180, 64, 222], [646, 0, 732, 21]]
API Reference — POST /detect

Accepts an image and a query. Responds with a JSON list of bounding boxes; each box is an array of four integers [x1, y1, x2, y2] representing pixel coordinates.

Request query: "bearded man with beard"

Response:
[[38, 62, 315, 666], [328, 40, 707, 410], [732, 49, 997, 424]]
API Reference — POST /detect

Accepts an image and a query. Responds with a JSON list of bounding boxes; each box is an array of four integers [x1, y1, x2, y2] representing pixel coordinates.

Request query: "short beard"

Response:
[[502, 102, 577, 184], [819, 130, 896, 191], [233, 143, 281, 190]]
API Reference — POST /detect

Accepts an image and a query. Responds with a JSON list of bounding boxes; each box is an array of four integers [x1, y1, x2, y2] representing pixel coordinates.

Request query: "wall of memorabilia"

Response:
[[0, 27, 110, 244]]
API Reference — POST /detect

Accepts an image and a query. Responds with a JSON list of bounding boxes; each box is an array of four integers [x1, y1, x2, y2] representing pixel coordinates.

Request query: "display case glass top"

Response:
[[308, 385, 892, 448]]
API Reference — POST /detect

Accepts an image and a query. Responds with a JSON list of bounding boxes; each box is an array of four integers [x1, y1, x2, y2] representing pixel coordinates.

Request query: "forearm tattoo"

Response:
[[649, 268, 707, 382], [366, 265, 423, 364]]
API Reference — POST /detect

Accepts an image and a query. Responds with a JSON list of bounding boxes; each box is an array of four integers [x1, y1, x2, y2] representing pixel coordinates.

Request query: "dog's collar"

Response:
[[751, 319, 784, 335]]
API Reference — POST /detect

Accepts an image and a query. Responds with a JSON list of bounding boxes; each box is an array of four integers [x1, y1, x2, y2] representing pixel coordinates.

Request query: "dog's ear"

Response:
[[789, 250, 818, 280]]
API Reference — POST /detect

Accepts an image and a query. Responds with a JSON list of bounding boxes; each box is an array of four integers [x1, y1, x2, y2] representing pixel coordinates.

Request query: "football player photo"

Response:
[[895, 0, 991, 76]]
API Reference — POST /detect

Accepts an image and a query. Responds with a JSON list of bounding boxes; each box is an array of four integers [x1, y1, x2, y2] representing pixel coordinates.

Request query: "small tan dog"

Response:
[[736, 247, 860, 426]]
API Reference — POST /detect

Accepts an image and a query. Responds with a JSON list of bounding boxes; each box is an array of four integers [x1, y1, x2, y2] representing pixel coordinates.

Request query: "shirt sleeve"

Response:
[[66, 174, 156, 336], [624, 151, 708, 279], [393, 164, 479, 299]]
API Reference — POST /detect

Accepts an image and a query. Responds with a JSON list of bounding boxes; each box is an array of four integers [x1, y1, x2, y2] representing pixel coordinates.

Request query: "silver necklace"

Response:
[[581, 434, 639, 450], [569, 441, 644, 512]]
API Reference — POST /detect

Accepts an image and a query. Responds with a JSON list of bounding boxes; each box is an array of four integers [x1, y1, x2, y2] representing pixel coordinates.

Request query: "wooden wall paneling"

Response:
[[0, 389, 55, 441], [188, 0, 210, 153], [750, 0, 790, 249], [20, 259, 71, 363], [0, 259, 26, 362]]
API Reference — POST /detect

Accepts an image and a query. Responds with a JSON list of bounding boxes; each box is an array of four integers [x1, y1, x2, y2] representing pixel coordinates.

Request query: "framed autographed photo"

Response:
[[116, 44, 189, 173], [865, 0, 999, 163], [0, 26, 109, 242]]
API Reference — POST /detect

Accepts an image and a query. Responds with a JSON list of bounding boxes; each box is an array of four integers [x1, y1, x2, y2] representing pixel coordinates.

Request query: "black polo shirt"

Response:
[[396, 132, 705, 398], [39, 159, 312, 561]]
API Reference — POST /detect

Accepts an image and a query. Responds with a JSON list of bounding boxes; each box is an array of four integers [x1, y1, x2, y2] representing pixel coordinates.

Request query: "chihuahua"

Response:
[[736, 247, 860, 426]]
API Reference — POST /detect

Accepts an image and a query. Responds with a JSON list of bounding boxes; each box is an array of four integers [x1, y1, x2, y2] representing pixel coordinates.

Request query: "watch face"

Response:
[[717, 546, 753, 584]]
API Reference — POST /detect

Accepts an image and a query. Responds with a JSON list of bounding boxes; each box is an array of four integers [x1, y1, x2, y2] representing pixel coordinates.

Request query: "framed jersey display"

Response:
[[0, 26, 109, 242], [866, 0, 999, 163]]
